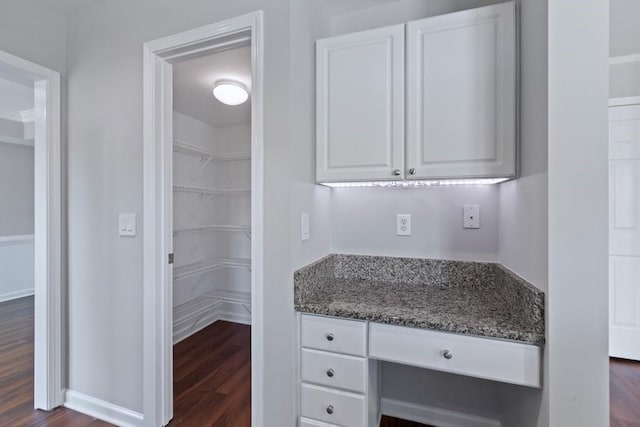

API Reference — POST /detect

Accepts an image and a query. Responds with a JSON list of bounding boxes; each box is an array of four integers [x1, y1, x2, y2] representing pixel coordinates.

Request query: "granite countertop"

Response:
[[294, 254, 545, 346]]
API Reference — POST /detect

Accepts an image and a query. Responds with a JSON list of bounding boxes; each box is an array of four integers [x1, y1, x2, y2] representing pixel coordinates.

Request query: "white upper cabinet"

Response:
[[406, 2, 517, 179], [316, 25, 405, 182], [315, 2, 518, 183]]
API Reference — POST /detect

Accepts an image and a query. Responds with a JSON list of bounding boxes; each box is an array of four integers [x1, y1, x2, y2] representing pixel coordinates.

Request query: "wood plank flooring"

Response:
[[169, 321, 252, 426], [0, 296, 112, 426], [611, 357, 640, 427], [3, 295, 640, 426]]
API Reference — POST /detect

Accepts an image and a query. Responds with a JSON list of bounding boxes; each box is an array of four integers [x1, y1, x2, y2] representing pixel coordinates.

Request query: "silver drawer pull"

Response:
[[326, 405, 334, 415], [443, 350, 453, 360], [326, 333, 334, 342], [326, 368, 335, 378]]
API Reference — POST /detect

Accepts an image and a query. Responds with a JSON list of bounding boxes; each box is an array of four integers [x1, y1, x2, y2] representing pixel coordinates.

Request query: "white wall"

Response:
[[547, 0, 609, 426], [331, 186, 500, 261], [65, 1, 294, 423], [290, 0, 333, 272], [0, 236, 34, 302], [0, 143, 34, 235]]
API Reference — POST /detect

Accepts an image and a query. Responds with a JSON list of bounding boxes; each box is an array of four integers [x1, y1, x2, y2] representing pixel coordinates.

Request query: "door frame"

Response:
[[0, 50, 63, 410], [142, 11, 264, 426]]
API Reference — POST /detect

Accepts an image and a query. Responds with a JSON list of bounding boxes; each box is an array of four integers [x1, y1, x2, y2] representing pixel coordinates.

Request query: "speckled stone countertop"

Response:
[[294, 254, 545, 346]]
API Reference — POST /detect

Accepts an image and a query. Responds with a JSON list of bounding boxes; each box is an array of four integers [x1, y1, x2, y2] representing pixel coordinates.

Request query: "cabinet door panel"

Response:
[[406, 2, 516, 179], [316, 25, 404, 182]]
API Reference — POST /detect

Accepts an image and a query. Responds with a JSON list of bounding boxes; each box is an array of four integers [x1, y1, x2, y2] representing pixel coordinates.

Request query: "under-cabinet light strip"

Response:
[[318, 178, 511, 188]]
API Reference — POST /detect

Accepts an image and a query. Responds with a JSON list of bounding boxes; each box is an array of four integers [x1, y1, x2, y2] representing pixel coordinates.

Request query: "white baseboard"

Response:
[[217, 309, 251, 326], [381, 398, 502, 427], [173, 303, 251, 344], [63, 389, 143, 427], [0, 288, 34, 303]]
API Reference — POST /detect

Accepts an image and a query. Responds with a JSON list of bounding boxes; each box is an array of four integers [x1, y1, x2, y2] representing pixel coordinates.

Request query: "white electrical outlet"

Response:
[[301, 212, 310, 241], [396, 214, 411, 236], [463, 205, 480, 229]]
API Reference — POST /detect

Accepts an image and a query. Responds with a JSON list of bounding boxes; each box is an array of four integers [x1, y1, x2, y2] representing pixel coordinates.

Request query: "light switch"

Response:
[[301, 212, 310, 241], [463, 205, 480, 229], [119, 213, 137, 237]]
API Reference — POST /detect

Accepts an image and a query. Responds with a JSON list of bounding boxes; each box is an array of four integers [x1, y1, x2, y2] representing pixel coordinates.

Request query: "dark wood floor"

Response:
[[3, 296, 639, 426], [169, 321, 252, 426], [0, 296, 112, 426], [611, 357, 640, 427]]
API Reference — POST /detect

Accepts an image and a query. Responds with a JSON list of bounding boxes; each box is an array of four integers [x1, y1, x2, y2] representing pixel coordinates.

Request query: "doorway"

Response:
[[0, 50, 62, 412], [143, 12, 264, 427]]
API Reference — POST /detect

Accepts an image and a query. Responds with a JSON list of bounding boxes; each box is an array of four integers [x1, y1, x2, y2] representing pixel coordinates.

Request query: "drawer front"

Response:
[[299, 417, 339, 427], [301, 314, 366, 356], [369, 323, 541, 388], [301, 383, 366, 427], [302, 348, 367, 393]]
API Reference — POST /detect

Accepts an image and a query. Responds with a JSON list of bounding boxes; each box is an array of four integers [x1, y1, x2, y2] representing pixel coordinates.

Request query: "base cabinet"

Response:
[[297, 313, 542, 427]]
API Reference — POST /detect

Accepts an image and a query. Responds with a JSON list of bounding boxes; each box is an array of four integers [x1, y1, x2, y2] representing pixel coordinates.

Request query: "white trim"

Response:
[[381, 398, 502, 427], [143, 11, 265, 427], [609, 53, 640, 65], [609, 96, 640, 107], [64, 389, 144, 427], [0, 49, 62, 411], [0, 234, 34, 246], [0, 289, 34, 303]]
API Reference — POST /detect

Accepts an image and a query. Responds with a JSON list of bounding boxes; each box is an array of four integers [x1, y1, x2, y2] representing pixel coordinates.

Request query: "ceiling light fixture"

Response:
[[212, 80, 249, 106]]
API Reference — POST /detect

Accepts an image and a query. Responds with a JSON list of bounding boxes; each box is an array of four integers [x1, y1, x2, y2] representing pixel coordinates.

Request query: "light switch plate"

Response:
[[119, 213, 137, 237], [301, 212, 310, 241], [463, 205, 480, 229], [396, 214, 411, 236]]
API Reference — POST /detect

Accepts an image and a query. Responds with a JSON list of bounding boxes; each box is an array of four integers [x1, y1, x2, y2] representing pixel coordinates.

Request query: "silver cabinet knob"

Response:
[[326, 405, 334, 415], [392, 169, 401, 176], [326, 333, 334, 342], [326, 368, 335, 378], [409, 168, 416, 175], [443, 350, 453, 360]]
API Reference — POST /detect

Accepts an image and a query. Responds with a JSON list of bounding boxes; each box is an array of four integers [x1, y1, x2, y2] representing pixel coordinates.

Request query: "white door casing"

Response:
[[0, 50, 62, 410], [609, 100, 640, 360], [143, 12, 264, 427]]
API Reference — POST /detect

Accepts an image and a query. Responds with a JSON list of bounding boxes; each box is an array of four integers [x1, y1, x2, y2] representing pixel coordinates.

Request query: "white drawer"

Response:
[[369, 323, 541, 388], [299, 417, 339, 427], [302, 348, 367, 393], [301, 314, 366, 356], [300, 383, 366, 427]]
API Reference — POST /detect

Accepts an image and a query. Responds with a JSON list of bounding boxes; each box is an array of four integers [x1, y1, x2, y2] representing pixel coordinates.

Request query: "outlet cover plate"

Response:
[[463, 205, 480, 229], [397, 214, 411, 236]]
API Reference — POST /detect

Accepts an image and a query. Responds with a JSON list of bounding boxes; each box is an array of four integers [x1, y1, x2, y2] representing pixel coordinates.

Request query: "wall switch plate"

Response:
[[301, 212, 310, 241], [463, 205, 480, 229], [119, 213, 137, 237], [396, 214, 411, 236]]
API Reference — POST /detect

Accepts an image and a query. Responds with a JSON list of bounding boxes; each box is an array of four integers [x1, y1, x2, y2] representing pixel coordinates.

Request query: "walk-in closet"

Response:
[[171, 46, 252, 344]]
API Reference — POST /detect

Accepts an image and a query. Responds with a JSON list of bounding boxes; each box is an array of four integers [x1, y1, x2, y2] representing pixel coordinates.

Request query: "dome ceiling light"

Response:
[[212, 80, 249, 106]]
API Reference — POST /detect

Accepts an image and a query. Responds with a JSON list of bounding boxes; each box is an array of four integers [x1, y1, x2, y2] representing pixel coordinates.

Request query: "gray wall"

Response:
[[0, 143, 34, 236], [64, 1, 307, 424]]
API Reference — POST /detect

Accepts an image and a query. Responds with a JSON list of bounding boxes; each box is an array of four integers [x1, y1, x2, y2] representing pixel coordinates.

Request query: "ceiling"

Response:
[[323, 0, 402, 16], [31, 0, 103, 15], [173, 46, 251, 128]]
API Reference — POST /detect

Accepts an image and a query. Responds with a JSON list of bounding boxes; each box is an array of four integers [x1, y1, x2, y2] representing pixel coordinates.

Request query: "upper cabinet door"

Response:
[[316, 25, 405, 182], [406, 2, 516, 180]]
